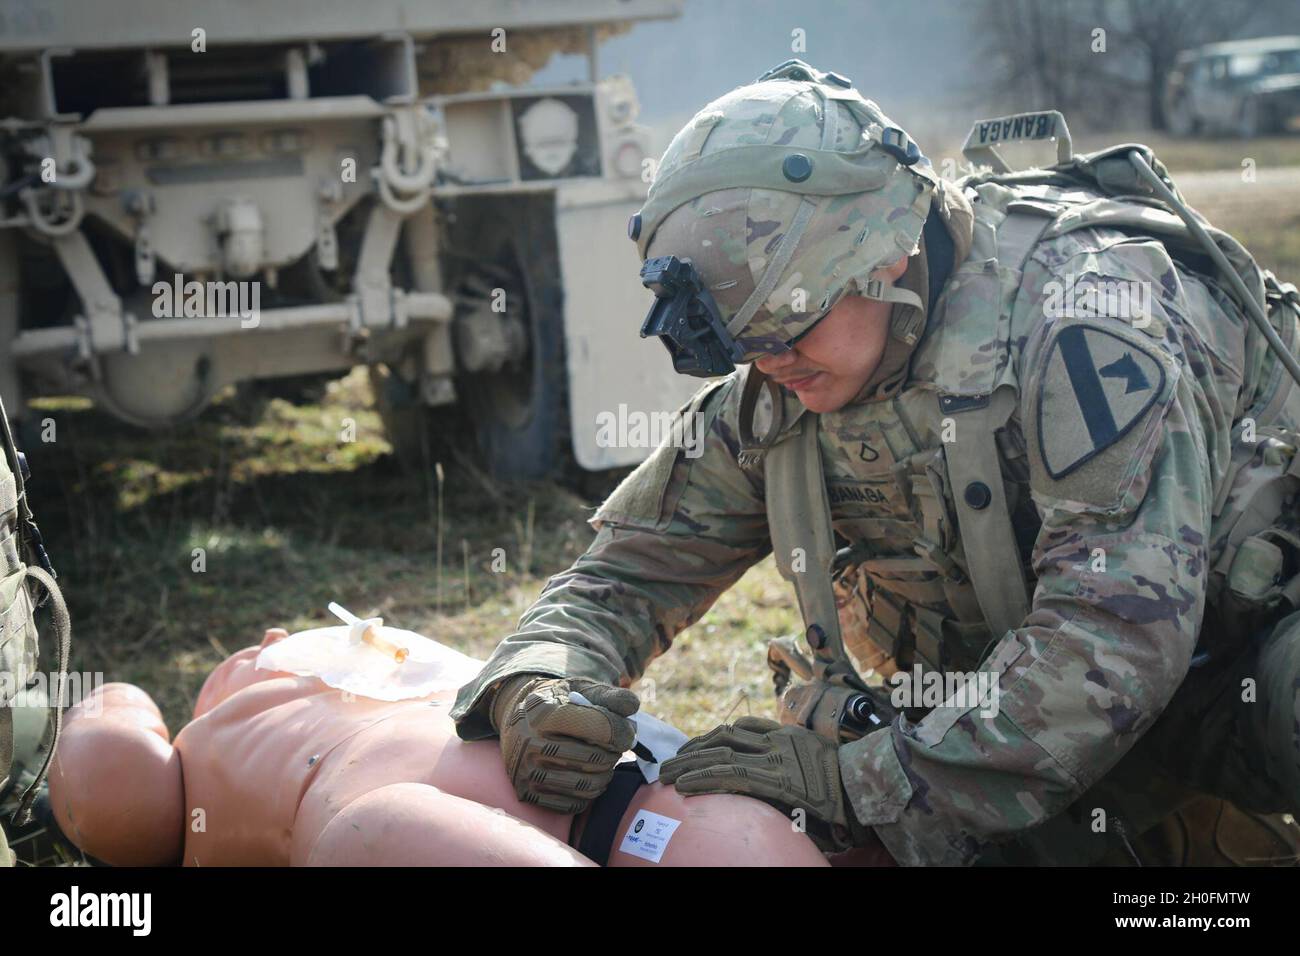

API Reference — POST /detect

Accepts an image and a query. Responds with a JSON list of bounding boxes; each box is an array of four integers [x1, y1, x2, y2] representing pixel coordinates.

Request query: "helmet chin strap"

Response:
[[845, 252, 929, 406], [856, 276, 922, 311], [785, 272, 921, 355]]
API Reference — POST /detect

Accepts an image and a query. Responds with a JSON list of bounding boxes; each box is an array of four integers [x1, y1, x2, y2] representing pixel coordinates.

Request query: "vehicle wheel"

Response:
[[368, 361, 430, 467], [445, 198, 569, 482], [1237, 99, 1262, 139], [229, 381, 272, 424], [1166, 98, 1196, 137]]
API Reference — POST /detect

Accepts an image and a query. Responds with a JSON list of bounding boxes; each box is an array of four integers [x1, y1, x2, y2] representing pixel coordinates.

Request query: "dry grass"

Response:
[[30, 371, 796, 739]]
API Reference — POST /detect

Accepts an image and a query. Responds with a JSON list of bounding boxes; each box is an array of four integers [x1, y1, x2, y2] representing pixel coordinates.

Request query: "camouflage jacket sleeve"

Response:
[[450, 372, 773, 739], [839, 230, 1247, 865]]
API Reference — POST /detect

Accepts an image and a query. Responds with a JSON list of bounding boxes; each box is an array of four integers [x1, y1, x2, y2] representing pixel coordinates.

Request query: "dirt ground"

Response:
[[1177, 165, 1300, 278], [25, 130, 1300, 742]]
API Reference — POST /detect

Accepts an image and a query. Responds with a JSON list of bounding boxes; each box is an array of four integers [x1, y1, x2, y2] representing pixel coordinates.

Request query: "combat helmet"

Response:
[[630, 59, 939, 377]]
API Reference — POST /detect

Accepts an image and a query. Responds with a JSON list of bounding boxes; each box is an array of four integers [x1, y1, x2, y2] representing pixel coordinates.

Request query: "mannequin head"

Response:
[[49, 683, 184, 866]]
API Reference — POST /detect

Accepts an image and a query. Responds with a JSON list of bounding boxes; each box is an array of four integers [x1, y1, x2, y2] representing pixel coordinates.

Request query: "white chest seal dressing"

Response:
[[256, 604, 484, 701]]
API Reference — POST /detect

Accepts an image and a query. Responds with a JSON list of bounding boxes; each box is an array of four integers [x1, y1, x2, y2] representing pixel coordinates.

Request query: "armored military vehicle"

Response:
[[0, 0, 693, 479]]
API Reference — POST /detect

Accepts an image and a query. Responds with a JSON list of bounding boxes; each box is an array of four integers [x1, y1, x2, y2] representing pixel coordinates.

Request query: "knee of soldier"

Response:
[[1249, 609, 1300, 810], [609, 783, 830, 867]]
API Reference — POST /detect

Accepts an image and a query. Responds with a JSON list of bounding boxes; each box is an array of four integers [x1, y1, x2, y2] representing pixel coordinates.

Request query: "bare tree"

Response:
[[1095, 0, 1265, 128], [970, 0, 1277, 131], [971, 0, 1096, 117]]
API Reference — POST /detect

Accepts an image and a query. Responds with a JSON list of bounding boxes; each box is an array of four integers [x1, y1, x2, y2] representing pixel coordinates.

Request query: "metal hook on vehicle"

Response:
[[378, 111, 438, 195], [19, 185, 83, 236]]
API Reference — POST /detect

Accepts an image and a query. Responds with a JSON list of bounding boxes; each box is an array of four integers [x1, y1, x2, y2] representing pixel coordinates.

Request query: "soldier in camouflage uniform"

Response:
[[451, 61, 1300, 865]]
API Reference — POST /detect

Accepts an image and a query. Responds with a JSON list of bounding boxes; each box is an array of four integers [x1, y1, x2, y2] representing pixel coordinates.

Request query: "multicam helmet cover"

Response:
[[631, 60, 939, 373]]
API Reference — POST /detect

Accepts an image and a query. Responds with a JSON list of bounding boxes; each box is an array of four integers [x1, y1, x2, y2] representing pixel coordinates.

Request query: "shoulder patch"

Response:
[[1025, 318, 1179, 513], [1037, 324, 1165, 478]]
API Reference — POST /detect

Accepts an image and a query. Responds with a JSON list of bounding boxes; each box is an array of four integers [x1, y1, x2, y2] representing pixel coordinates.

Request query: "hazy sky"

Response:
[[531, 0, 1298, 150], [533, 0, 985, 147]]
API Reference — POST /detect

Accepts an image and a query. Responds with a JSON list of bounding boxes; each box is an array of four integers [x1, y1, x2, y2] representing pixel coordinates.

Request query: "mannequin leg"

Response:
[[303, 782, 594, 866], [600, 782, 831, 867], [294, 700, 829, 866], [305, 775, 831, 867]]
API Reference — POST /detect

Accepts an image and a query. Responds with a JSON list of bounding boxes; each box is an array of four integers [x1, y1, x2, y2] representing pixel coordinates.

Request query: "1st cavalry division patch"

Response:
[[1036, 324, 1166, 479]]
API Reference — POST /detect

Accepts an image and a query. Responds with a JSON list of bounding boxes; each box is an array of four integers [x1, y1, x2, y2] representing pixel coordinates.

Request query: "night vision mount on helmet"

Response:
[[638, 255, 745, 377]]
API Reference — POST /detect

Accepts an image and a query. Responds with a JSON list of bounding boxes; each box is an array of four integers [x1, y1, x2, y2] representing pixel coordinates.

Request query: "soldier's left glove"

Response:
[[658, 716, 871, 853]]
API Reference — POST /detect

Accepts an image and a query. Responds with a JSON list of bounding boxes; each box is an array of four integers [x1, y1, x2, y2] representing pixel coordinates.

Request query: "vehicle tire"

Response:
[[368, 361, 430, 467], [1165, 98, 1196, 137], [1237, 99, 1262, 139], [444, 197, 569, 482], [229, 381, 272, 424]]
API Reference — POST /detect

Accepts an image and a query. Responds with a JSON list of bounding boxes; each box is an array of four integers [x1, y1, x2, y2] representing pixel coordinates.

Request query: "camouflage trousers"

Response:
[[982, 608, 1300, 866]]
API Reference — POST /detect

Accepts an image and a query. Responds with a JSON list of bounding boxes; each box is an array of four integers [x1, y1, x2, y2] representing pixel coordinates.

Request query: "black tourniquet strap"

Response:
[[575, 762, 645, 866]]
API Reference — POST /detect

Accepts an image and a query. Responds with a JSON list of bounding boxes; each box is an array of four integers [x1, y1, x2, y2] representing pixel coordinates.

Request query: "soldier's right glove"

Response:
[[490, 673, 640, 815]]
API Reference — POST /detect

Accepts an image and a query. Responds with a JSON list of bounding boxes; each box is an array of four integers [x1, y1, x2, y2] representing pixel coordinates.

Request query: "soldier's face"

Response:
[[753, 263, 905, 413]]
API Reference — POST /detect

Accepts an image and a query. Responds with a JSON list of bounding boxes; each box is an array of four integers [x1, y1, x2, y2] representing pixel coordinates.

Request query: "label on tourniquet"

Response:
[[617, 810, 682, 863]]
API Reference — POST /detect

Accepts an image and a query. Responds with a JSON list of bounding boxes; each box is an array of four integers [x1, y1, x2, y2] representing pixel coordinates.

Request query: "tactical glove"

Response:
[[490, 673, 640, 815], [659, 715, 871, 852]]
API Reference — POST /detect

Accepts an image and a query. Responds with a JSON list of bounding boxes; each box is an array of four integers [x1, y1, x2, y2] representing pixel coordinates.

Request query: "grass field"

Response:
[[31, 374, 796, 739], [27, 131, 1300, 742]]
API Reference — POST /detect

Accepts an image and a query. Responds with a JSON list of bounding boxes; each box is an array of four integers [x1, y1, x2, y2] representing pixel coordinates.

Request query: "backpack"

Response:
[[764, 111, 1300, 739], [960, 111, 1300, 661], [0, 397, 70, 864]]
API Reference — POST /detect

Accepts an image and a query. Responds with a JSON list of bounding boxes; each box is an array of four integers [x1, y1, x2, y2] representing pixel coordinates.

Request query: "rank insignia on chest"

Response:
[[1037, 324, 1166, 479], [736, 448, 766, 473]]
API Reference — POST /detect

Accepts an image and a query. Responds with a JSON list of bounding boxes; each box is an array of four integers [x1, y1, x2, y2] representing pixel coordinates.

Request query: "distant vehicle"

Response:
[[1164, 35, 1300, 138], [0, 0, 695, 480]]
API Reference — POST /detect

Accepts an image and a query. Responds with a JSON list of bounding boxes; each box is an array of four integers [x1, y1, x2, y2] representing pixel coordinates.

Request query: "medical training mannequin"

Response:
[[48, 628, 841, 867]]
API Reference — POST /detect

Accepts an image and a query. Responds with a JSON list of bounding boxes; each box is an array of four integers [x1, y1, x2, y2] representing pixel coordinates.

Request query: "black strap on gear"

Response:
[[574, 762, 645, 866], [922, 200, 955, 310]]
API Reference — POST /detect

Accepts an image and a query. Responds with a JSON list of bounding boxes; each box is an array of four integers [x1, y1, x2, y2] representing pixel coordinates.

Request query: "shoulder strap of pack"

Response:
[[940, 386, 1030, 640], [763, 389, 1032, 673], [11, 565, 70, 826], [1249, 274, 1300, 428], [935, 208, 1052, 640], [764, 412, 850, 675]]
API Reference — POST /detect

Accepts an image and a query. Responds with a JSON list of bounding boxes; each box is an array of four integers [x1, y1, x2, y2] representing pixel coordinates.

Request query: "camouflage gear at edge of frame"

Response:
[[0, 397, 71, 866]]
